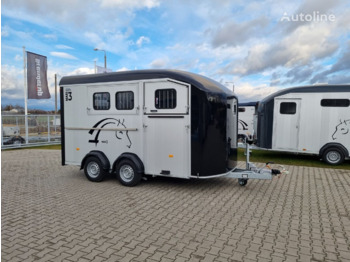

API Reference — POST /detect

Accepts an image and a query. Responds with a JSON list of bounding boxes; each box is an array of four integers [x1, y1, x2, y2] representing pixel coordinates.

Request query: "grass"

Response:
[[3, 144, 350, 170], [237, 148, 350, 170]]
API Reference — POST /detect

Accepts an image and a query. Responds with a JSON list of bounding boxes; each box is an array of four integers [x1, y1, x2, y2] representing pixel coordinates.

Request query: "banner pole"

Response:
[[23, 46, 29, 144]]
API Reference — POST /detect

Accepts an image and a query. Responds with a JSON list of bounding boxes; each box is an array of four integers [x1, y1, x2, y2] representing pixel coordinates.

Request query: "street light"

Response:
[[93, 48, 107, 69]]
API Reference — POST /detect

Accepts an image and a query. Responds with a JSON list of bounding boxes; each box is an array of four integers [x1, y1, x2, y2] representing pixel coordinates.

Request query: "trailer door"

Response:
[[143, 80, 190, 178], [272, 99, 301, 150]]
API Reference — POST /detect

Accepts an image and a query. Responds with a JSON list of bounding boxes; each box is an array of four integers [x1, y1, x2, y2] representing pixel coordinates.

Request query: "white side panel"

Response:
[[272, 99, 301, 150], [271, 92, 350, 156], [63, 82, 143, 167]]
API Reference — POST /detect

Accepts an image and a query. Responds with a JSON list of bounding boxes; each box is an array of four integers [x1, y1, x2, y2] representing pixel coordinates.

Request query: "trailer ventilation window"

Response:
[[321, 99, 350, 107], [116, 91, 134, 110], [280, 102, 296, 114], [93, 92, 110, 110], [155, 89, 177, 109]]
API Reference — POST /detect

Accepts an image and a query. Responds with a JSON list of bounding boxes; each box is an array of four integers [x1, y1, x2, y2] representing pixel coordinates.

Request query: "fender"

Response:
[[81, 151, 110, 171], [112, 153, 144, 174], [319, 143, 349, 158]]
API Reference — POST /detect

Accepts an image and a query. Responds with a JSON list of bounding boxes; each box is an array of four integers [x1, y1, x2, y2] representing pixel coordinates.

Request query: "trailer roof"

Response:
[[59, 69, 233, 96], [260, 84, 350, 104]]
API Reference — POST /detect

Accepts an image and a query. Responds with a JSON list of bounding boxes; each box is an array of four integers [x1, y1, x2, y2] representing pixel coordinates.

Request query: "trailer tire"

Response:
[[116, 159, 142, 187], [84, 157, 106, 182], [323, 147, 345, 165]]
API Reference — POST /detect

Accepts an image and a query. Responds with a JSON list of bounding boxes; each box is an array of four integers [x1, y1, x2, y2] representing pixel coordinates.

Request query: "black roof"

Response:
[[260, 84, 350, 105], [59, 69, 233, 96]]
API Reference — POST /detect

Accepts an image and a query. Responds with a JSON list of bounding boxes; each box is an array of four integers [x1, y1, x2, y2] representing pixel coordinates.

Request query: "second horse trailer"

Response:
[[256, 84, 350, 165], [60, 69, 283, 187]]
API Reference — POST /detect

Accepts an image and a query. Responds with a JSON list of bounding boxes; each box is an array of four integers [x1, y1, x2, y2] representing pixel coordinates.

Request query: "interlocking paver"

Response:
[[2, 149, 350, 261]]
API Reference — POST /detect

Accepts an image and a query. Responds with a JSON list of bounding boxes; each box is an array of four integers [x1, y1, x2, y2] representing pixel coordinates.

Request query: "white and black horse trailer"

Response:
[[255, 85, 350, 165], [60, 70, 283, 186]]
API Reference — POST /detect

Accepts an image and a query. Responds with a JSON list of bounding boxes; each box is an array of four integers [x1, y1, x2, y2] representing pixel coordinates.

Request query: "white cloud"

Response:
[[100, 0, 160, 9], [14, 55, 22, 62], [68, 67, 95, 75], [136, 36, 150, 47], [150, 58, 169, 68], [55, 44, 74, 50], [234, 82, 279, 102], [1, 65, 24, 100], [50, 52, 78, 60]]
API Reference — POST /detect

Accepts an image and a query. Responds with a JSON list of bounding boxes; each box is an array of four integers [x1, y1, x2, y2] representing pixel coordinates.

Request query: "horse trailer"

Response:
[[60, 70, 283, 186], [238, 102, 258, 140], [255, 85, 350, 165]]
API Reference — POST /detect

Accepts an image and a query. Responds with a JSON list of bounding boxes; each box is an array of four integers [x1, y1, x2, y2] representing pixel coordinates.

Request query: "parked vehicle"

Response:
[[255, 84, 350, 165], [238, 102, 257, 140], [2, 126, 25, 145], [60, 69, 283, 186]]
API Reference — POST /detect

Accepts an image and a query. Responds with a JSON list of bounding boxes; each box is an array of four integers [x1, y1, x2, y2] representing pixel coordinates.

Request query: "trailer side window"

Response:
[[93, 92, 110, 110], [116, 91, 134, 110], [280, 102, 296, 114], [321, 99, 350, 107], [155, 89, 177, 109]]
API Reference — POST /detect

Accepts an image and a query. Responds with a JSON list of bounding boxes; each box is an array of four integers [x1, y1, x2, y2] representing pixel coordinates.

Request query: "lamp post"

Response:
[[93, 48, 107, 69]]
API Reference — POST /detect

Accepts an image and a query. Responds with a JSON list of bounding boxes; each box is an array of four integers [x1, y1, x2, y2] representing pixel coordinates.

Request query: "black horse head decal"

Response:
[[332, 119, 350, 140], [88, 118, 132, 148]]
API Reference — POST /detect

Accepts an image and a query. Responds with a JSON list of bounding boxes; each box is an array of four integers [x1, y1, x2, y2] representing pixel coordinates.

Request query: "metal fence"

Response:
[[1, 114, 61, 149]]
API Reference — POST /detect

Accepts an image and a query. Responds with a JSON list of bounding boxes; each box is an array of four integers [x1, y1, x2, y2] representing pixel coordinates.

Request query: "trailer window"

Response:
[[280, 102, 296, 114], [155, 89, 177, 109], [321, 99, 350, 107], [93, 92, 110, 110], [116, 91, 134, 110]]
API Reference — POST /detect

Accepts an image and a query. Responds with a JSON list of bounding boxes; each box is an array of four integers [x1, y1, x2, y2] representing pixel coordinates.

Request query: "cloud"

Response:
[[50, 52, 78, 60], [230, 22, 338, 76], [68, 67, 95, 75], [211, 17, 269, 48], [136, 36, 150, 47], [99, 0, 160, 9], [234, 82, 279, 102], [150, 57, 169, 68], [55, 44, 74, 50], [1, 65, 24, 100], [311, 43, 350, 84]]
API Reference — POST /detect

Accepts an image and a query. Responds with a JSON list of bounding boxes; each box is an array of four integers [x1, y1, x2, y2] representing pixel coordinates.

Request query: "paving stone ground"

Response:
[[1, 149, 350, 262]]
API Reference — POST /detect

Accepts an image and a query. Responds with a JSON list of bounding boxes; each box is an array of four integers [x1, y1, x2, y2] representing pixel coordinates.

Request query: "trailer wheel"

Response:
[[323, 147, 345, 165], [238, 178, 248, 186], [84, 157, 106, 182], [116, 159, 142, 187]]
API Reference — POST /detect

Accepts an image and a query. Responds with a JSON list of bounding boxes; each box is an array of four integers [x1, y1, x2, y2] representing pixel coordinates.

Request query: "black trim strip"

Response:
[[148, 116, 185, 119], [60, 86, 65, 166]]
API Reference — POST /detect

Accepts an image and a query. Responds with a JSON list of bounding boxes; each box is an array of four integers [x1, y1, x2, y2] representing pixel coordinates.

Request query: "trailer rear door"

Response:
[[143, 80, 190, 178]]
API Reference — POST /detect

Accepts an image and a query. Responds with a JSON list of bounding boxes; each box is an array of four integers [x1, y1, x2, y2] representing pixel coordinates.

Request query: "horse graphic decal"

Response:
[[332, 119, 350, 140], [88, 118, 132, 148], [238, 119, 249, 130]]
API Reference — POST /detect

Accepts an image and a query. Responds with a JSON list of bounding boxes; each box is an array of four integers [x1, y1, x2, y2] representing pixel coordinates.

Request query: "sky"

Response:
[[1, 0, 350, 110]]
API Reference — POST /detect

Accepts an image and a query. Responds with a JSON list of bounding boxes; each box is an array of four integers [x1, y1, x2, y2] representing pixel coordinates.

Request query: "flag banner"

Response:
[[27, 51, 51, 99]]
